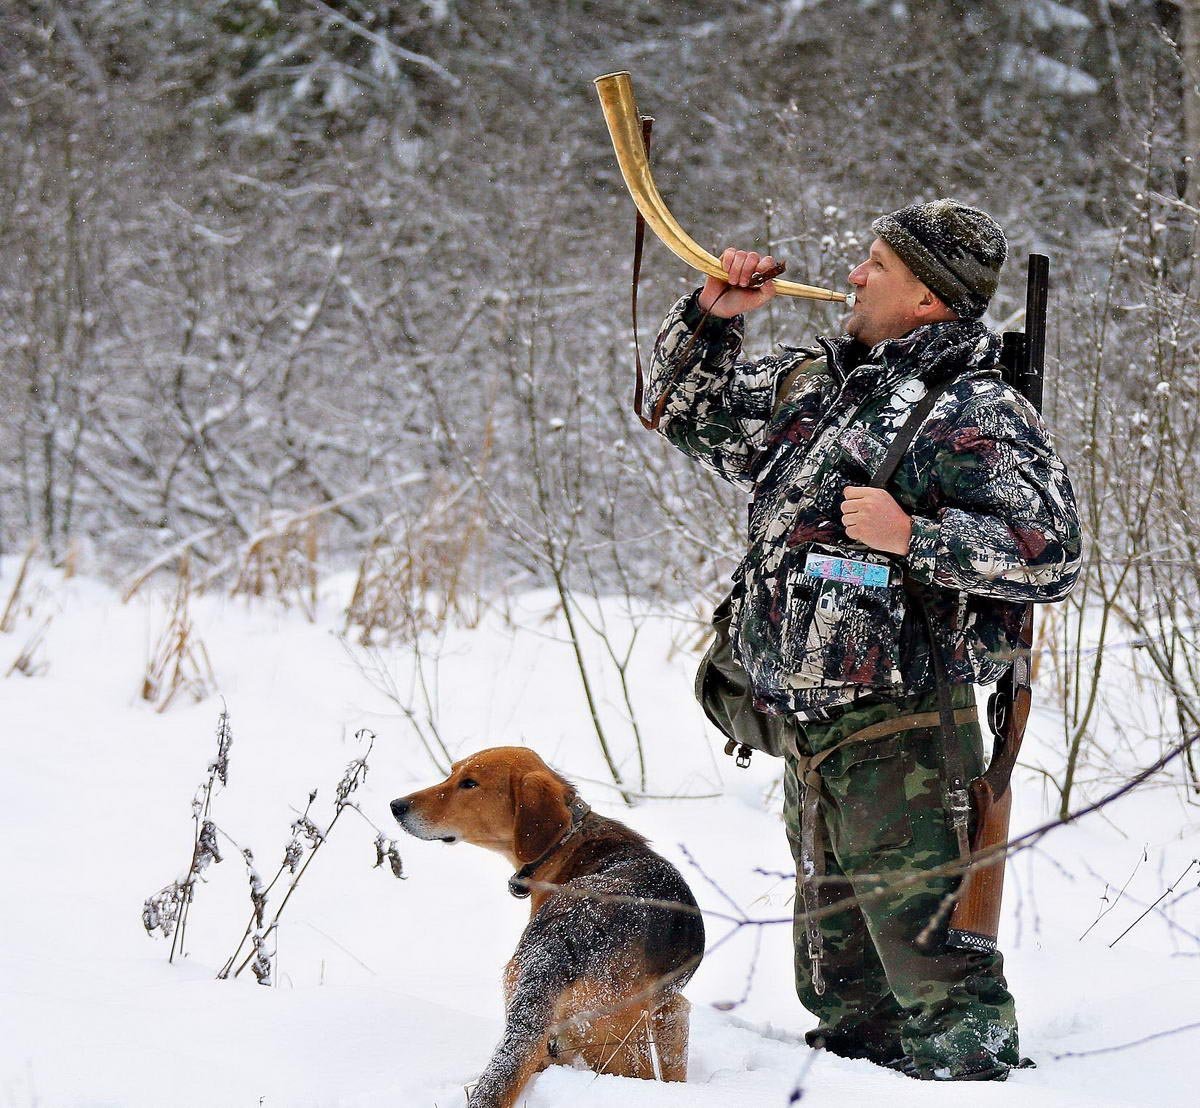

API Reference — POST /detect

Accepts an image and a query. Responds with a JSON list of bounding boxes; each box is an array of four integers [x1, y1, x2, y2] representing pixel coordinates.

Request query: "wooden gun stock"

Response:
[[946, 781, 1012, 951], [945, 253, 1048, 954]]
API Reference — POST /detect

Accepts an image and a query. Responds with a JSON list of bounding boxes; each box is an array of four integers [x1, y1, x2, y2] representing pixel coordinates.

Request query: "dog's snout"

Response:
[[390, 798, 410, 822]]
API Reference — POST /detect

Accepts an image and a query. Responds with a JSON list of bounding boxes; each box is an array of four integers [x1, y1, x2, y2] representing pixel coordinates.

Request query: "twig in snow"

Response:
[[1108, 858, 1200, 948], [1050, 1018, 1200, 1060], [1079, 845, 1148, 941], [786, 1038, 822, 1103]]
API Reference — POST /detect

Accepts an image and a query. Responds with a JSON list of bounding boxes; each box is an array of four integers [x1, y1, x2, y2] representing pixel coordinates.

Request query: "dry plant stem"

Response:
[[218, 789, 320, 980], [1079, 859, 1200, 947], [222, 731, 376, 980], [1051, 1018, 1200, 1060], [344, 637, 451, 774], [786, 1038, 822, 1105], [1079, 847, 1147, 941], [569, 596, 646, 756], [0, 538, 38, 633], [143, 555, 216, 712], [168, 706, 232, 963], [5, 617, 50, 677], [575, 522, 650, 793]]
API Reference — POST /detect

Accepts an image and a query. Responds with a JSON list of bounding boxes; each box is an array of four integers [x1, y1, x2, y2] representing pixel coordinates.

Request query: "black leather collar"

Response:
[[508, 796, 590, 899]]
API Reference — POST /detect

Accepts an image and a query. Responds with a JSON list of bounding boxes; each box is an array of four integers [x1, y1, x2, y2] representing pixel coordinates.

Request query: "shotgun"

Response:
[[945, 254, 1049, 954]]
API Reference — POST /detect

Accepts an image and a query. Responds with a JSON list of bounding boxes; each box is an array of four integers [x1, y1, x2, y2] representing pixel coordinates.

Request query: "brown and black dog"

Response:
[[391, 747, 705, 1108]]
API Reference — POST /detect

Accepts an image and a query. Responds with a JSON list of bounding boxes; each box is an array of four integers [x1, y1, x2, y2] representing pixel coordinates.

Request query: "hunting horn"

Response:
[[594, 71, 850, 305]]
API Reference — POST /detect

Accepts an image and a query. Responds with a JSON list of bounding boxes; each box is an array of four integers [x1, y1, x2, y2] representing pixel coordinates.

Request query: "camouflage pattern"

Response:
[[781, 686, 1020, 1078], [648, 292, 1082, 719]]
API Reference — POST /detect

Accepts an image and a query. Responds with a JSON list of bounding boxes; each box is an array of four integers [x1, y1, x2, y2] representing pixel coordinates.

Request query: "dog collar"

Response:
[[508, 796, 591, 899]]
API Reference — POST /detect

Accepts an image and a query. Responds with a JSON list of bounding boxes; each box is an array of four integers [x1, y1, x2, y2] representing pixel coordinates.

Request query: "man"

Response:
[[646, 200, 1081, 1080]]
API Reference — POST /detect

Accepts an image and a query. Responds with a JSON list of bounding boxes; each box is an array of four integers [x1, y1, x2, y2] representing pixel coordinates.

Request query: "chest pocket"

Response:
[[836, 425, 888, 482]]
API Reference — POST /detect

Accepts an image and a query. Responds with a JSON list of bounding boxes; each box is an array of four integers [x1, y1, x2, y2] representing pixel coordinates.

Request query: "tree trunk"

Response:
[[1183, 0, 1200, 288]]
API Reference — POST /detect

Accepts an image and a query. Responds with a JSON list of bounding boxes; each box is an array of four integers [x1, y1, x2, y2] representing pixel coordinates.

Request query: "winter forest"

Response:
[[3, 2, 1200, 1106]]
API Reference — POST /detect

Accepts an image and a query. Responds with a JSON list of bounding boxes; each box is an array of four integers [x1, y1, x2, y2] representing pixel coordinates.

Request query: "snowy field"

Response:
[[2, 558, 1197, 1108]]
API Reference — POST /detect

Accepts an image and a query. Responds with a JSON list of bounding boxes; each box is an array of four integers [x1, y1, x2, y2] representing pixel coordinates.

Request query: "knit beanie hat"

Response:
[[871, 199, 1007, 320]]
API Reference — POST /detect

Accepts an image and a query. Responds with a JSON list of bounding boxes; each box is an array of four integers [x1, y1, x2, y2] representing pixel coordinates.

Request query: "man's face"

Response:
[[843, 238, 941, 348]]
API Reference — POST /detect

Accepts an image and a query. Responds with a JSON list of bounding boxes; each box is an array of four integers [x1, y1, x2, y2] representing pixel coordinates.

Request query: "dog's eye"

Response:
[[459, 778, 479, 789]]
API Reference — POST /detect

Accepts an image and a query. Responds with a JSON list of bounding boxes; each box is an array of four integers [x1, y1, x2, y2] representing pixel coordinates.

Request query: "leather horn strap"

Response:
[[631, 115, 655, 430], [629, 112, 784, 431]]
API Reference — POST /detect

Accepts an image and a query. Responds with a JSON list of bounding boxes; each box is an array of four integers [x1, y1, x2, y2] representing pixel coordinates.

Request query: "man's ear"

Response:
[[915, 285, 957, 323], [512, 771, 572, 865]]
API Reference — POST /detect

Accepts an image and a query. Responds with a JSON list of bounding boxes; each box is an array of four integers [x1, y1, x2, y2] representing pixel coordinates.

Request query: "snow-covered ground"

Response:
[[2, 559, 1197, 1107]]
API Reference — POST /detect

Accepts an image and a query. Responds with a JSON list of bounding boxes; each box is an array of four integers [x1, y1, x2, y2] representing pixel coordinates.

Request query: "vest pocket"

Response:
[[779, 547, 906, 689]]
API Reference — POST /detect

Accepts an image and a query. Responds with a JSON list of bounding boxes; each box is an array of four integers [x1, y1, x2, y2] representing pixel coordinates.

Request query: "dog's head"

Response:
[[391, 747, 578, 866]]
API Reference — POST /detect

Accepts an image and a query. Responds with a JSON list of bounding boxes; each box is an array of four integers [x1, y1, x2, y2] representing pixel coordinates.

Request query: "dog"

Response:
[[391, 746, 705, 1108]]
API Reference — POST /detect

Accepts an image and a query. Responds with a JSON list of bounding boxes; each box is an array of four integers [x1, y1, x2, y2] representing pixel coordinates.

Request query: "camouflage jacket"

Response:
[[649, 291, 1082, 718]]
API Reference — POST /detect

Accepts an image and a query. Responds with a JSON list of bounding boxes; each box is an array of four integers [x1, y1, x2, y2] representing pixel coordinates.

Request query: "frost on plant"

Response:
[[142, 709, 232, 960], [142, 881, 186, 939], [374, 832, 405, 879]]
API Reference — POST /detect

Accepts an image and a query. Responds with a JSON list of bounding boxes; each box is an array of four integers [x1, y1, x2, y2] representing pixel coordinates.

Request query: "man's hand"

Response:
[[841, 486, 913, 556], [699, 248, 780, 318]]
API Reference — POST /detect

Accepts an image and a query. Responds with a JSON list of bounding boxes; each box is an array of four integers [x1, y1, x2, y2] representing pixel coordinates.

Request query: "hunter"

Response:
[[646, 200, 1082, 1080]]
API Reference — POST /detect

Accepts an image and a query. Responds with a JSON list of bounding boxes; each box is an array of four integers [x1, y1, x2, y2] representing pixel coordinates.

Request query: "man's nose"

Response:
[[848, 263, 868, 287]]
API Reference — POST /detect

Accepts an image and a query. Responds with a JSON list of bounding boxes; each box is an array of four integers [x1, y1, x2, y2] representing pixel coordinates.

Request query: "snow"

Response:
[[1, 559, 1197, 1107]]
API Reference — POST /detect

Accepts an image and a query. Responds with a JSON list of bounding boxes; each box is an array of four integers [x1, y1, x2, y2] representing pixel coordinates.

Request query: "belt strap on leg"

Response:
[[793, 705, 979, 996]]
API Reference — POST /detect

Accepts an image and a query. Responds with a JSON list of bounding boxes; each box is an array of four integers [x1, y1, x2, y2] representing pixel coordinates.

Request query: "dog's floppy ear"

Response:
[[513, 771, 572, 865]]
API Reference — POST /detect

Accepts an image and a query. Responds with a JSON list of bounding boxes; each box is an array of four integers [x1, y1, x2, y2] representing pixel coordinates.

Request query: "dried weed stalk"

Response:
[[5, 617, 51, 678], [142, 707, 234, 962], [232, 512, 320, 620], [142, 555, 217, 712], [344, 472, 489, 646], [218, 728, 400, 984], [0, 539, 39, 633]]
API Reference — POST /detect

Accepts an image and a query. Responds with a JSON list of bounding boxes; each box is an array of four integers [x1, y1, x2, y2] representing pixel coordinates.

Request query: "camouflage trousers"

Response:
[[781, 684, 1020, 1079]]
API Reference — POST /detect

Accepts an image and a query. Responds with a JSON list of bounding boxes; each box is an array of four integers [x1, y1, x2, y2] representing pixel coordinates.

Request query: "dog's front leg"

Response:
[[467, 997, 552, 1108]]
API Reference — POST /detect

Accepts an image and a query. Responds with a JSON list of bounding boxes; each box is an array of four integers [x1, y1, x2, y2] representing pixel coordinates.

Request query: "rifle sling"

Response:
[[867, 377, 973, 861]]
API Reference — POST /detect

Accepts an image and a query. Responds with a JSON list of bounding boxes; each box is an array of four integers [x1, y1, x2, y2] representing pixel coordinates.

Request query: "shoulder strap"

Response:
[[869, 374, 973, 867], [867, 377, 956, 490]]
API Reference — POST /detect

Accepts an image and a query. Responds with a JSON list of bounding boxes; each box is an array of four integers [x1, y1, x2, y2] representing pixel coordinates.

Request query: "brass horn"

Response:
[[594, 71, 849, 304]]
